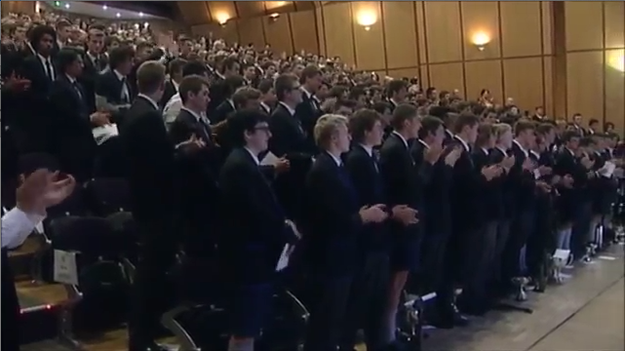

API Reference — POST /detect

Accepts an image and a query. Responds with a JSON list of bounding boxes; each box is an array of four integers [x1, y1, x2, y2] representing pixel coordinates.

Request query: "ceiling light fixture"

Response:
[[103, 5, 108, 10], [64, 3, 70, 9], [139, 12, 144, 17], [116, 13, 121, 18]]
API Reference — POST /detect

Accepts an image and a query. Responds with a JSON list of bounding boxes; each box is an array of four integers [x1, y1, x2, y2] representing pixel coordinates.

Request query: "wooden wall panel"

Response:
[[542, 1, 553, 55], [543, 56, 554, 117], [177, 2, 210, 26], [605, 49, 625, 133], [290, 10, 319, 54], [461, 1, 501, 60], [503, 57, 544, 111], [315, 7, 327, 56], [424, 2, 463, 63], [415, 2, 428, 65], [351, 2, 385, 70], [263, 15, 293, 54], [500, 1, 542, 58], [464, 60, 503, 102], [382, 1, 419, 69], [566, 51, 604, 119], [429, 63, 465, 97], [387, 68, 420, 80], [419, 65, 430, 89], [238, 17, 265, 48], [565, 2, 603, 51], [322, 2, 355, 65], [604, 1, 625, 49], [206, 1, 238, 25]]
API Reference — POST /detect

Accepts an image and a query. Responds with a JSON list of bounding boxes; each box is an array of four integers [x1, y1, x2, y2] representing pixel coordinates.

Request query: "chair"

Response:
[[161, 257, 309, 351], [49, 216, 131, 349], [85, 178, 131, 216], [106, 211, 140, 279]]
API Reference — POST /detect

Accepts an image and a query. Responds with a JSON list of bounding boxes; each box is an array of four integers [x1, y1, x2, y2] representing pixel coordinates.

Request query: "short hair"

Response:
[[452, 113, 480, 134], [314, 114, 348, 148], [179, 75, 209, 104], [224, 76, 245, 98], [168, 58, 187, 76], [418, 116, 444, 140], [182, 60, 208, 77], [299, 64, 321, 84], [536, 123, 554, 136], [349, 109, 381, 143], [372, 101, 391, 115], [257, 79, 274, 94], [136, 41, 153, 53], [390, 104, 418, 130], [136, 61, 166, 95], [475, 123, 494, 148], [221, 57, 239, 73], [514, 120, 535, 136], [561, 130, 581, 143], [328, 85, 348, 99], [274, 74, 298, 101], [589, 118, 599, 126], [232, 87, 261, 109], [387, 80, 407, 97], [333, 99, 357, 114], [228, 109, 268, 147], [56, 48, 81, 73], [349, 86, 366, 100], [108, 46, 134, 70], [493, 123, 512, 140], [56, 19, 72, 30]]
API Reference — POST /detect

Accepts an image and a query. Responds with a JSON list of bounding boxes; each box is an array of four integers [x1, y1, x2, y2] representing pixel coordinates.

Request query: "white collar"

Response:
[[530, 150, 540, 158], [260, 101, 271, 112], [279, 101, 296, 116], [360, 144, 373, 157], [392, 131, 409, 149], [172, 79, 180, 92], [565, 147, 575, 156], [65, 74, 76, 84], [37, 53, 51, 63], [418, 139, 430, 149], [138, 94, 159, 110], [227, 99, 236, 110], [244, 147, 260, 165], [326, 151, 342, 166], [87, 51, 100, 61], [481, 147, 490, 155], [513, 139, 529, 157], [301, 86, 313, 99], [455, 135, 470, 152], [114, 69, 126, 81], [181, 107, 203, 122], [215, 71, 226, 80], [496, 145, 508, 155], [390, 98, 400, 107]]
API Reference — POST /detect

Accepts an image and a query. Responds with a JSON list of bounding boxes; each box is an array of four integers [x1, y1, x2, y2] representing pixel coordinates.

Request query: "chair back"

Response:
[[93, 136, 126, 178], [86, 178, 131, 216]]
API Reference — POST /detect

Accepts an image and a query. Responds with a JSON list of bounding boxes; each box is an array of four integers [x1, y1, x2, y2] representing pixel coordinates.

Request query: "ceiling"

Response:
[[175, 1, 331, 26], [43, 1, 167, 20]]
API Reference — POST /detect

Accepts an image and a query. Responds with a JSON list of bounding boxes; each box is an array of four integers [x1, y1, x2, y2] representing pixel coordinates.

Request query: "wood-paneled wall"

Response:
[[191, 1, 624, 131], [564, 2, 625, 133], [1, 1, 36, 16]]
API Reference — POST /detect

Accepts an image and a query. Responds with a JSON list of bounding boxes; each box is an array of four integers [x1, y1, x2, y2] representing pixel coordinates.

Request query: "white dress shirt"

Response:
[[279, 101, 296, 116], [114, 69, 130, 102], [1, 208, 45, 249], [392, 131, 409, 149], [37, 53, 56, 80], [163, 93, 182, 126]]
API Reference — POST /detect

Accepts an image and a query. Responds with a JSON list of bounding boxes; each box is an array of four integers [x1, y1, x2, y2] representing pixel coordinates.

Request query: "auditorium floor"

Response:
[[23, 245, 624, 351]]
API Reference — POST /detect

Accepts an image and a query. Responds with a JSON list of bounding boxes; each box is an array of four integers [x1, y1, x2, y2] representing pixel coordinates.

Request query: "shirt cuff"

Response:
[[533, 169, 541, 179]]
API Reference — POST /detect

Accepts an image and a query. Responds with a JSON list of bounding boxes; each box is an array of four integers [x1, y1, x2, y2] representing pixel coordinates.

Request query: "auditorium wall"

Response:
[[562, 1, 625, 133]]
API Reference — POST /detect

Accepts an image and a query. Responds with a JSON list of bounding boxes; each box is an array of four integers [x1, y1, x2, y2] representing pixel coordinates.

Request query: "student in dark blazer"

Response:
[[48, 48, 110, 182], [447, 114, 500, 315], [378, 104, 428, 347], [211, 75, 245, 124], [208, 57, 240, 116], [95, 46, 135, 127], [341, 109, 416, 350], [17, 25, 58, 153], [168, 75, 223, 258], [159, 58, 186, 107], [411, 116, 465, 328], [121, 61, 203, 351], [258, 78, 276, 115], [296, 65, 323, 151], [219, 109, 299, 351], [303, 114, 388, 351], [81, 25, 108, 113]]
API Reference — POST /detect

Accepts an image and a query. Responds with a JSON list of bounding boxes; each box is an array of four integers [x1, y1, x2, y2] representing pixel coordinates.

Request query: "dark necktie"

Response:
[[44, 59, 54, 81], [198, 117, 211, 142], [72, 81, 83, 100], [121, 78, 129, 103], [93, 57, 100, 70]]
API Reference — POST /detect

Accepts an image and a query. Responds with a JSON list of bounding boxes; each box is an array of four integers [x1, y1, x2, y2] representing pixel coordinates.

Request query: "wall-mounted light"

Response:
[[268, 13, 280, 23], [471, 32, 491, 51], [356, 10, 377, 31], [608, 50, 624, 73], [215, 12, 230, 26]]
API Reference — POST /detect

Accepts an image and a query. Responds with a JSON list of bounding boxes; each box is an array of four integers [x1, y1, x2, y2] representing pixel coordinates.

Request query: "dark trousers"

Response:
[[340, 253, 389, 351], [572, 201, 593, 257], [492, 219, 511, 292], [419, 233, 454, 311], [502, 211, 535, 282], [459, 223, 497, 302], [304, 276, 352, 351], [128, 219, 178, 348], [1, 250, 20, 351]]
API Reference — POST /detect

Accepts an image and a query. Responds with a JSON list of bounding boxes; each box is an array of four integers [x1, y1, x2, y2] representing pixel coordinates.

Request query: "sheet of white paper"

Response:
[[53, 249, 79, 285], [553, 249, 570, 261], [275, 244, 292, 272], [260, 151, 280, 166], [92, 123, 119, 145], [599, 161, 616, 177]]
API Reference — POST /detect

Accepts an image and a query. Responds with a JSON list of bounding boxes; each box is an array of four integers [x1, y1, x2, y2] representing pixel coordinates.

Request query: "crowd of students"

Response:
[[1, 10, 623, 351]]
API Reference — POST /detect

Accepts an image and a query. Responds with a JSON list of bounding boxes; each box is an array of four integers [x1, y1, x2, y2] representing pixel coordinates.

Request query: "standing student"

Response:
[[219, 109, 299, 351], [378, 104, 433, 348], [303, 114, 388, 351]]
